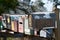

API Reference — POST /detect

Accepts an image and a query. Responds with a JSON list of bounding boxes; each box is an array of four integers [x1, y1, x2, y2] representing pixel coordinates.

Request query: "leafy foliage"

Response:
[[0, 0, 19, 15]]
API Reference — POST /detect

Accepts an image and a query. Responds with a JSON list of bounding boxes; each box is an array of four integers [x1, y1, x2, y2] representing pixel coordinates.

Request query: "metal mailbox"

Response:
[[29, 12, 56, 30]]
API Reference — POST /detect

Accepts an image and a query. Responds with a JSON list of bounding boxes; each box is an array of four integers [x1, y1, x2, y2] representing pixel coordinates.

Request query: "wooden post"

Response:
[[54, 7, 59, 40], [58, 10, 60, 40]]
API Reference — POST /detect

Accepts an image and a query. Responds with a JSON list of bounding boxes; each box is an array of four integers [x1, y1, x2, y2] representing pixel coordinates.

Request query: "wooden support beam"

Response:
[[54, 8, 59, 40]]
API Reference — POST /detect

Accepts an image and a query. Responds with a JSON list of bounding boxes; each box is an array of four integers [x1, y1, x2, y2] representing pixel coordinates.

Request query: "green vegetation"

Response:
[[0, 0, 19, 15]]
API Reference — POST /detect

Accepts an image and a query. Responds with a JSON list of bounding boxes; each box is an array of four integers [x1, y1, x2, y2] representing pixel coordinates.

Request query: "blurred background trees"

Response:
[[0, 0, 19, 15], [0, 0, 46, 15]]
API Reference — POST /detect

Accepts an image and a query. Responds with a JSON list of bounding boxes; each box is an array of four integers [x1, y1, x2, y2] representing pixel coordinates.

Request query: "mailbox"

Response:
[[18, 15, 24, 33], [6, 14, 11, 29], [29, 12, 56, 30], [10, 15, 19, 32]]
